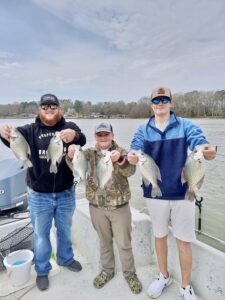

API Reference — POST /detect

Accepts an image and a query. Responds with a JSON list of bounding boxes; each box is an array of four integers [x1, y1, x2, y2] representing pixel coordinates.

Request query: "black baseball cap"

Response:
[[39, 94, 60, 106]]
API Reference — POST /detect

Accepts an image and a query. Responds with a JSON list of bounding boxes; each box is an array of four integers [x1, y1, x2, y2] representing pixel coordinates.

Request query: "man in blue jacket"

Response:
[[0, 94, 86, 291], [127, 87, 216, 300]]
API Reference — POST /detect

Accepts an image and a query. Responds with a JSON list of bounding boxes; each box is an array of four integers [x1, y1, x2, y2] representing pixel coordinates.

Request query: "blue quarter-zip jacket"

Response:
[[130, 112, 208, 200]]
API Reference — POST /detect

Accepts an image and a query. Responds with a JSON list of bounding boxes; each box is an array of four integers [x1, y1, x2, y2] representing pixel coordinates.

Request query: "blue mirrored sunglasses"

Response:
[[40, 104, 58, 110], [151, 96, 171, 105]]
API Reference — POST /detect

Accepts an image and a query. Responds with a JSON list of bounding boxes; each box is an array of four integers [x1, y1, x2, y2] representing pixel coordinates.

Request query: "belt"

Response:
[[89, 202, 128, 211]]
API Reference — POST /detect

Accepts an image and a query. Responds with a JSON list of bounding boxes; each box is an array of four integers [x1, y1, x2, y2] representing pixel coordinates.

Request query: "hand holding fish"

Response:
[[201, 144, 217, 160], [127, 151, 139, 165], [60, 129, 76, 143], [0, 124, 14, 142]]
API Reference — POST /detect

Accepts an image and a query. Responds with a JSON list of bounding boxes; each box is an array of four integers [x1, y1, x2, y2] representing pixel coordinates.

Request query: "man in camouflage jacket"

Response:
[[84, 140, 134, 207], [66, 122, 142, 294]]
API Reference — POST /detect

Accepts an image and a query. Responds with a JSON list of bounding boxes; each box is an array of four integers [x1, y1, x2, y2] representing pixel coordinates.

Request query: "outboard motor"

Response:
[[0, 158, 27, 211]]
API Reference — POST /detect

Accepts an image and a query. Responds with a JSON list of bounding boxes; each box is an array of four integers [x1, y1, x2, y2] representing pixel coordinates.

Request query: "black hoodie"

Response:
[[1, 116, 86, 192]]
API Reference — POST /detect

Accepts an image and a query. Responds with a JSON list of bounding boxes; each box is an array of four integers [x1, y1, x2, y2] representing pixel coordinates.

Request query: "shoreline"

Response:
[[0, 116, 224, 120]]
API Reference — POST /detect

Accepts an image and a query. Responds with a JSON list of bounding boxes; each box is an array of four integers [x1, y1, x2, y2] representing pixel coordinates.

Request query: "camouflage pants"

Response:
[[89, 204, 136, 274]]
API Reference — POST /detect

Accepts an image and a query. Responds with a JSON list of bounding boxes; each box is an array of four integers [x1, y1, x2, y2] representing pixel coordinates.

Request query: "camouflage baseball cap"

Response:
[[95, 122, 113, 134], [151, 87, 172, 100]]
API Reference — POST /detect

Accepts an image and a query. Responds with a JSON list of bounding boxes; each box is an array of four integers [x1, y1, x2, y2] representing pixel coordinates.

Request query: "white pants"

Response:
[[146, 198, 196, 242]]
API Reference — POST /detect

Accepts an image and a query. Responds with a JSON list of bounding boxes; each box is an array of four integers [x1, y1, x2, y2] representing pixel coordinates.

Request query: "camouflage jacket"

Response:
[[84, 141, 135, 207]]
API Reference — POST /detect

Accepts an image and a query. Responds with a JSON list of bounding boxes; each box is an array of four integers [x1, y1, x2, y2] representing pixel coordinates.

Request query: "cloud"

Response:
[[0, 0, 225, 103], [31, 0, 225, 52]]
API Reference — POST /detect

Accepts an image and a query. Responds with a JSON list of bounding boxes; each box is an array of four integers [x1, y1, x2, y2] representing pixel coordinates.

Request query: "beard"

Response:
[[39, 109, 62, 126]]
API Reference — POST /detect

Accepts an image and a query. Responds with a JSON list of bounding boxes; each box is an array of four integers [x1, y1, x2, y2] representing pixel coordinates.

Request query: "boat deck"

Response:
[[0, 211, 204, 300], [1, 249, 190, 300], [1, 199, 223, 300]]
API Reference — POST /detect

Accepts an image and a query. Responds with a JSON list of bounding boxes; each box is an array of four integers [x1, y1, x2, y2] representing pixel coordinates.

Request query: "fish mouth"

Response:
[[197, 158, 203, 163], [139, 156, 146, 162], [193, 154, 204, 162], [54, 137, 61, 143], [10, 133, 18, 138]]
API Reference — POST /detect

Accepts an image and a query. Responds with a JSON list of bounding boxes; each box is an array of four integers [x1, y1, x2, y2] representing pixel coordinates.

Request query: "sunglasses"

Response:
[[40, 104, 58, 110], [151, 97, 171, 105]]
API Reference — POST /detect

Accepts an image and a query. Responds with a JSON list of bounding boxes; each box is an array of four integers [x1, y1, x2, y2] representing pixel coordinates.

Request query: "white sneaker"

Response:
[[180, 285, 197, 300], [147, 272, 173, 298]]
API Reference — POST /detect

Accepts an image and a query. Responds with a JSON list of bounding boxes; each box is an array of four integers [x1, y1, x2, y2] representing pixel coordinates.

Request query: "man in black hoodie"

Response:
[[0, 94, 86, 291]]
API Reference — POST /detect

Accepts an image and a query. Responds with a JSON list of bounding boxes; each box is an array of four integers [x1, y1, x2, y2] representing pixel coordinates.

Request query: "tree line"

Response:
[[0, 90, 225, 118]]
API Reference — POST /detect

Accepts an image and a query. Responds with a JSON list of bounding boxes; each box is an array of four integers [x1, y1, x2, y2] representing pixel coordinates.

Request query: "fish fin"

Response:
[[196, 176, 205, 189], [86, 162, 91, 178], [12, 151, 21, 160], [23, 159, 33, 168], [157, 168, 162, 182], [157, 167, 162, 182], [181, 169, 187, 185], [83, 162, 88, 180], [57, 155, 63, 165], [142, 177, 150, 188], [151, 185, 162, 198], [46, 151, 50, 162], [50, 164, 57, 174], [73, 170, 81, 183], [27, 145, 31, 156], [97, 175, 113, 189]]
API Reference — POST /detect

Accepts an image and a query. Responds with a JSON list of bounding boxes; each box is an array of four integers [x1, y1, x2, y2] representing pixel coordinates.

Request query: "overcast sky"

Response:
[[0, 0, 225, 104]]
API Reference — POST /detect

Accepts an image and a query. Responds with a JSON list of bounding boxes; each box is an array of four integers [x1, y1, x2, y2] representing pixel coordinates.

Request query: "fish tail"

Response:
[[151, 185, 162, 198], [185, 189, 195, 201], [50, 164, 58, 174]]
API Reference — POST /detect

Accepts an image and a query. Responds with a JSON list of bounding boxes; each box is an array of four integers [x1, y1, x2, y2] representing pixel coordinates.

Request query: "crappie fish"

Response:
[[10, 128, 32, 168], [72, 145, 88, 182], [135, 150, 162, 198], [47, 132, 63, 174], [96, 151, 114, 189], [181, 149, 206, 201]]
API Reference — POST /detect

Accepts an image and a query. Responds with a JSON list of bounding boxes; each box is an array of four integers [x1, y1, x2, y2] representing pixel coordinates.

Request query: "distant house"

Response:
[[90, 112, 107, 118], [20, 113, 36, 118], [117, 114, 126, 118]]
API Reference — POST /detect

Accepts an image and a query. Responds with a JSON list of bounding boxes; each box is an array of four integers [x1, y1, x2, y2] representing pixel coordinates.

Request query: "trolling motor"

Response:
[[195, 196, 203, 231]]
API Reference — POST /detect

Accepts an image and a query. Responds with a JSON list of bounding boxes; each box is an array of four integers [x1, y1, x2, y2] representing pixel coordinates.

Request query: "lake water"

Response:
[[0, 118, 225, 251]]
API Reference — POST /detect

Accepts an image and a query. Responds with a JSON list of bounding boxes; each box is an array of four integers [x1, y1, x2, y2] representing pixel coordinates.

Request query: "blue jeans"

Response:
[[27, 186, 76, 275]]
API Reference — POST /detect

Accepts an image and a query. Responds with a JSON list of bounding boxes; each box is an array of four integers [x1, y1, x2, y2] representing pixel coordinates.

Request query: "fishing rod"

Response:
[[194, 195, 225, 248], [195, 196, 203, 231], [214, 145, 225, 158]]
